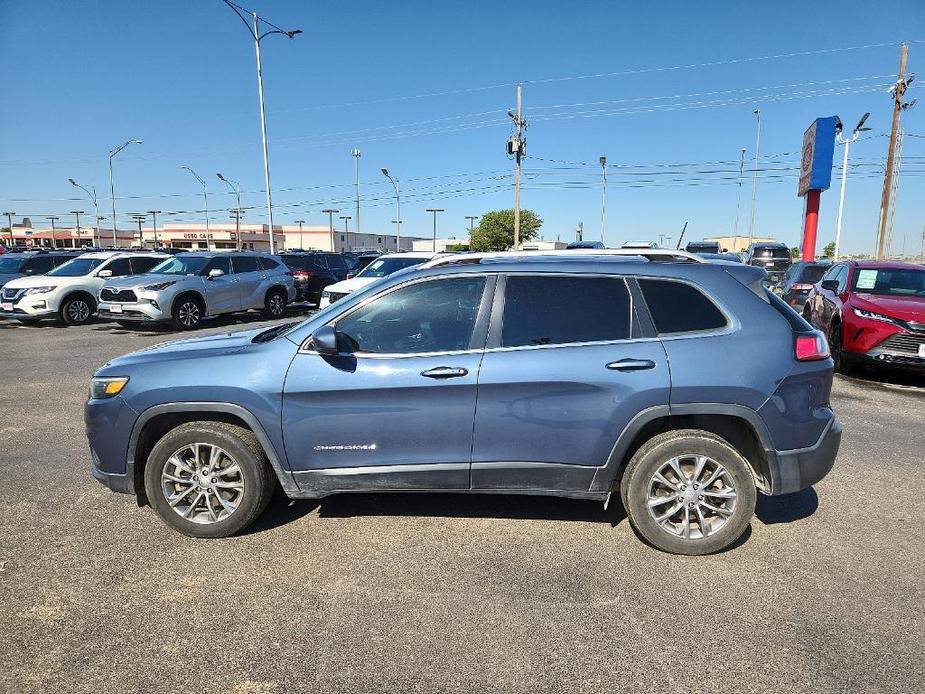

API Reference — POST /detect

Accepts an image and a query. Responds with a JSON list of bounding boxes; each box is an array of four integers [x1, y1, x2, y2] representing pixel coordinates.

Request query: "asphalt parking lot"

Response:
[[1, 314, 923, 693]]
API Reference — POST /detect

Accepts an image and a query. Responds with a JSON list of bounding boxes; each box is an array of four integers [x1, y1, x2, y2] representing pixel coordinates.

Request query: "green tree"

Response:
[[469, 209, 543, 251], [822, 241, 836, 258], [790, 246, 800, 259]]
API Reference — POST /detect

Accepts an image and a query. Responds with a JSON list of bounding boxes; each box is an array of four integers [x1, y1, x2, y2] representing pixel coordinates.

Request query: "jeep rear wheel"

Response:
[[621, 429, 756, 555], [143, 422, 274, 538], [172, 296, 204, 330]]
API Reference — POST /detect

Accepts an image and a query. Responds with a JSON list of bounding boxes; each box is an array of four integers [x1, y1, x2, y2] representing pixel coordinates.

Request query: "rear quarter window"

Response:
[[638, 279, 727, 334]]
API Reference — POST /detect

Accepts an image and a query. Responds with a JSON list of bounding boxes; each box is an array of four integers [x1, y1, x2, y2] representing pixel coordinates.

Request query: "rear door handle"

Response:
[[606, 359, 656, 372], [421, 366, 469, 379]]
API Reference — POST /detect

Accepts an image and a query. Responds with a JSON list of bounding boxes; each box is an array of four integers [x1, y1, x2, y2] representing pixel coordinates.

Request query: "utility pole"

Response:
[[833, 113, 871, 261], [339, 215, 352, 250], [352, 149, 361, 237], [466, 215, 478, 236], [507, 83, 526, 249], [46, 216, 59, 248], [147, 210, 161, 247], [322, 209, 339, 252], [732, 148, 746, 236], [3, 211, 14, 245], [599, 156, 608, 244], [748, 108, 761, 245], [576, 221, 583, 242], [426, 208, 444, 252], [70, 210, 85, 247], [876, 43, 915, 259], [294, 219, 305, 250], [131, 214, 146, 246]]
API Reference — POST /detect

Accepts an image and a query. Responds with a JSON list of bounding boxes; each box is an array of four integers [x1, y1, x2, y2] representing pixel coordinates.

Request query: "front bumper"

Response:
[[767, 416, 841, 495], [86, 394, 139, 495], [0, 294, 59, 319], [97, 300, 168, 322]]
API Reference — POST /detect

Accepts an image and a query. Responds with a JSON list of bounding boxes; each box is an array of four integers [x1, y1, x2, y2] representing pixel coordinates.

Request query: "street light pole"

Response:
[[426, 208, 444, 252], [381, 169, 401, 252], [833, 113, 871, 262], [69, 179, 100, 247], [352, 149, 362, 239], [294, 219, 305, 250], [181, 166, 209, 234], [108, 139, 143, 247], [748, 108, 761, 246], [70, 210, 85, 247], [339, 215, 352, 249], [46, 216, 59, 248], [732, 148, 746, 237], [3, 211, 14, 245], [599, 156, 607, 244], [322, 209, 340, 251], [220, 1, 301, 256], [217, 173, 242, 251]]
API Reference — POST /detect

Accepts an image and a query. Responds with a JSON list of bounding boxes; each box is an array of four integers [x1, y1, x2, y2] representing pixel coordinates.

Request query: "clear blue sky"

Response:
[[2, 0, 923, 254]]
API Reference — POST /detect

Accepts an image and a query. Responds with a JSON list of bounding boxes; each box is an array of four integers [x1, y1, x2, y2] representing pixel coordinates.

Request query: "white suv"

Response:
[[0, 251, 167, 325], [318, 252, 439, 308]]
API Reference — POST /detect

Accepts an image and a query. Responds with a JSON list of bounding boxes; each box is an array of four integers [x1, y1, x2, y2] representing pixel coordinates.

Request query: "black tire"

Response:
[[262, 287, 287, 319], [829, 322, 852, 374], [172, 294, 204, 330], [143, 421, 274, 538], [60, 294, 95, 325], [620, 429, 757, 555]]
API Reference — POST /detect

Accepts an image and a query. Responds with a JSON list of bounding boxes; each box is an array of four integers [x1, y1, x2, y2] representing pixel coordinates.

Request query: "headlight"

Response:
[[90, 376, 129, 399], [142, 281, 176, 291], [24, 285, 56, 295], [852, 307, 896, 324]]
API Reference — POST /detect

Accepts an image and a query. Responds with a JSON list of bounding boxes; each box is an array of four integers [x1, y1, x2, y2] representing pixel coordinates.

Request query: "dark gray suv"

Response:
[[86, 251, 840, 554]]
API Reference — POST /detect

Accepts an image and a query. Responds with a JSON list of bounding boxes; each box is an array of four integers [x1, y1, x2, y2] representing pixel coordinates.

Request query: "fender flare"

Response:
[[126, 402, 300, 496]]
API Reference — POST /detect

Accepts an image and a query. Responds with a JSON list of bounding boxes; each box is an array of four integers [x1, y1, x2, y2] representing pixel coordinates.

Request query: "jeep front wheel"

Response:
[[621, 429, 756, 555]]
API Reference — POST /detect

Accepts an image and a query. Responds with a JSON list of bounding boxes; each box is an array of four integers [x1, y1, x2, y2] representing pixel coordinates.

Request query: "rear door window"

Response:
[[257, 256, 281, 271], [501, 275, 631, 348], [130, 256, 164, 274], [23, 256, 55, 275], [232, 256, 260, 274], [203, 256, 232, 276], [638, 279, 727, 334], [103, 258, 133, 277], [325, 254, 346, 270]]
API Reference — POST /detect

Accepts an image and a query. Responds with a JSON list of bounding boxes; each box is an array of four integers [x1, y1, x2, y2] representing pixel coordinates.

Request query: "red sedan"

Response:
[[803, 260, 925, 372]]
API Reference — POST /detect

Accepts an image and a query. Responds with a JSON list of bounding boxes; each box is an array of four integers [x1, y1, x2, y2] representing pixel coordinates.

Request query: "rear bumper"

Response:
[[767, 416, 841, 495]]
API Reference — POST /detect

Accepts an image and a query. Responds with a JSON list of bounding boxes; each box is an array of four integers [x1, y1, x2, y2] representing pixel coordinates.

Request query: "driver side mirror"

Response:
[[207, 268, 224, 280], [820, 279, 839, 292], [310, 325, 339, 355], [97, 269, 113, 278]]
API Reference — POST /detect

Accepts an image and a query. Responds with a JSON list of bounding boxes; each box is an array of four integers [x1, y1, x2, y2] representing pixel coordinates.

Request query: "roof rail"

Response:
[[420, 248, 705, 269]]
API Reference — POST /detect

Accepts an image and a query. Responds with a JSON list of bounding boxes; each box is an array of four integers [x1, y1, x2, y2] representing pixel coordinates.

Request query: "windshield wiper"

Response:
[[252, 322, 296, 343]]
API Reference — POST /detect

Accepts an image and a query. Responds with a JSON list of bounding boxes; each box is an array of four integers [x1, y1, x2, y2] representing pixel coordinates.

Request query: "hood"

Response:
[[101, 327, 265, 370], [851, 293, 925, 322], [326, 276, 379, 294], [2, 273, 77, 290], [102, 273, 187, 290], [0, 272, 25, 288]]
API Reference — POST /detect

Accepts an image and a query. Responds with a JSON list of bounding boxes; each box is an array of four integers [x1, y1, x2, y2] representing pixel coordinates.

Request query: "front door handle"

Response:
[[421, 366, 469, 379], [606, 359, 656, 372]]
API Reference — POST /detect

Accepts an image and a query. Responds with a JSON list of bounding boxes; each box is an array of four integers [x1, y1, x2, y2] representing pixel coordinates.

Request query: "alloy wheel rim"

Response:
[[179, 302, 200, 326], [68, 300, 90, 322], [646, 454, 737, 540], [269, 294, 284, 315], [160, 443, 245, 525]]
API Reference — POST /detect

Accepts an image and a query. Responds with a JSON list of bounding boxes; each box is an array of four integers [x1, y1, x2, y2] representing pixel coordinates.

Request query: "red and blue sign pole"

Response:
[[798, 116, 837, 261]]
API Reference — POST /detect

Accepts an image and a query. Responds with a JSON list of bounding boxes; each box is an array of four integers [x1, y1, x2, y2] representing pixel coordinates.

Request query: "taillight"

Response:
[[795, 333, 830, 361], [291, 270, 313, 279], [792, 283, 813, 290], [345, 273, 354, 280]]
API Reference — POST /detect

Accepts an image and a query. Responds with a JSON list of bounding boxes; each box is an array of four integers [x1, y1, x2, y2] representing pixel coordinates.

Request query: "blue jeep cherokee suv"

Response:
[[86, 251, 841, 555]]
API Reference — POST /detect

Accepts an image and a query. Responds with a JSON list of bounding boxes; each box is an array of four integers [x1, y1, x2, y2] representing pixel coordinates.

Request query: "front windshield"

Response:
[[150, 255, 210, 275], [852, 267, 925, 297], [47, 257, 104, 277], [0, 257, 26, 273], [358, 257, 426, 278]]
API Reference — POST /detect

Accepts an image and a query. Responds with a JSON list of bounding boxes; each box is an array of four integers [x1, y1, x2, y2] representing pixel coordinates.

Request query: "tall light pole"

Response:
[[426, 208, 444, 252], [732, 148, 746, 237], [181, 166, 209, 233], [70, 210, 85, 247], [748, 108, 761, 245], [381, 168, 400, 252], [108, 139, 143, 247], [221, 1, 301, 255], [147, 210, 161, 247], [352, 148, 362, 236], [69, 179, 100, 247], [339, 215, 352, 250], [599, 156, 608, 244], [217, 173, 242, 251], [46, 216, 59, 248], [322, 209, 340, 252], [833, 113, 871, 262], [3, 211, 14, 245], [294, 219, 305, 250]]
